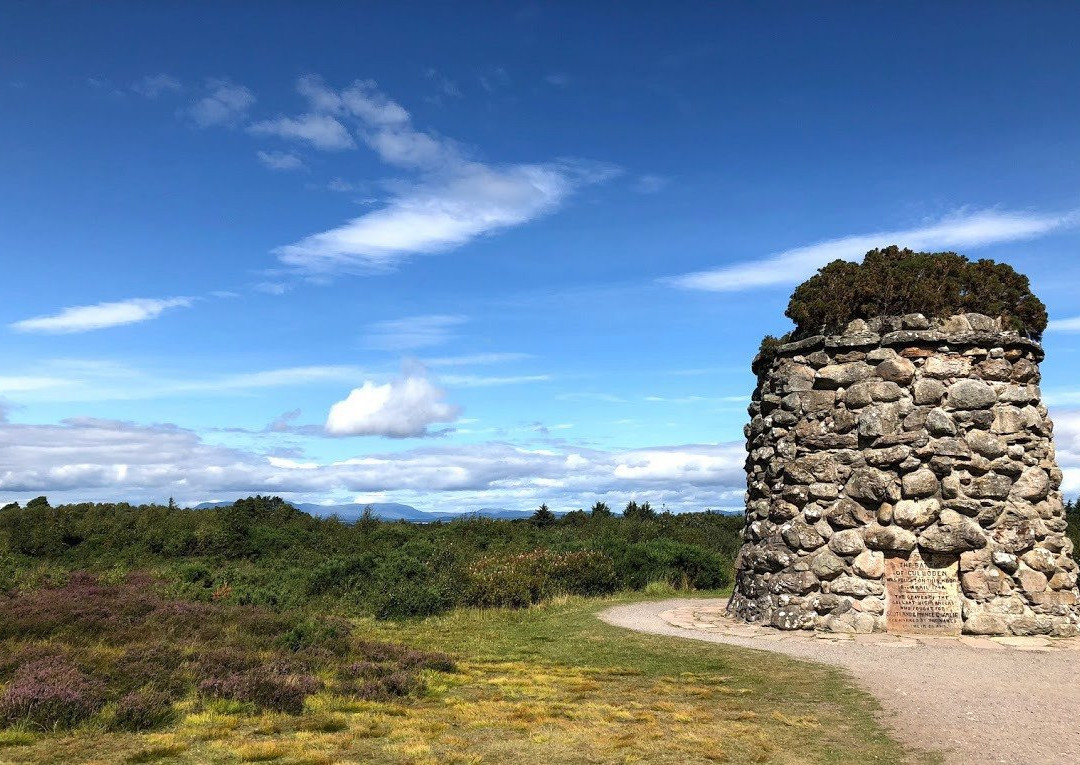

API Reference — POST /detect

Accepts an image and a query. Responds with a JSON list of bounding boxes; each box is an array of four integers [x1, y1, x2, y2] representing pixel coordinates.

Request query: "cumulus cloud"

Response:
[[667, 208, 1078, 292], [131, 73, 181, 98], [10, 297, 192, 334], [256, 150, 306, 171], [364, 314, 466, 351], [0, 415, 748, 512], [325, 373, 461, 438], [248, 113, 355, 150], [271, 76, 616, 274], [188, 79, 255, 127]]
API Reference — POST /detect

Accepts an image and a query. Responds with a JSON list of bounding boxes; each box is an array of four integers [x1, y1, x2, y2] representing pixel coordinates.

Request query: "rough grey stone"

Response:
[[858, 404, 901, 439], [863, 523, 917, 552], [852, 550, 885, 579], [947, 379, 998, 410], [828, 528, 866, 556], [901, 469, 939, 499], [824, 497, 875, 528], [925, 408, 957, 436], [809, 549, 846, 579], [844, 467, 893, 506], [1011, 467, 1049, 501], [875, 356, 916, 385], [913, 378, 946, 405], [817, 362, 874, 388], [968, 431, 1007, 459], [893, 498, 940, 528], [918, 510, 986, 553]]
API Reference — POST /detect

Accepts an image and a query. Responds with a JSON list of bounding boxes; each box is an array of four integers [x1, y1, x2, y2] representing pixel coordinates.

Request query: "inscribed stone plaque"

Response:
[[884, 549, 962, 635]]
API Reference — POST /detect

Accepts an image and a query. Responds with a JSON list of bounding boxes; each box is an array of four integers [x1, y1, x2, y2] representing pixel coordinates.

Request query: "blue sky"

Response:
[[4, 2, 1080, 512]]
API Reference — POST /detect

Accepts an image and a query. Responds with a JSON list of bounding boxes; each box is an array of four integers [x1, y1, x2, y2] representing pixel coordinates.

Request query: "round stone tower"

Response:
[[729, 312, 1080, 637]]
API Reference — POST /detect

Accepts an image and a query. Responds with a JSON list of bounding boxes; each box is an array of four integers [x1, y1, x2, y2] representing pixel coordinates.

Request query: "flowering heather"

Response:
[[0, 572, 456, 733], [0, 657, 106, 730]]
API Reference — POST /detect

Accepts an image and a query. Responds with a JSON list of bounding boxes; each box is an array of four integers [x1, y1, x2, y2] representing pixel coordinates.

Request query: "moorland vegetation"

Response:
[[757, 247, 1050, 368]]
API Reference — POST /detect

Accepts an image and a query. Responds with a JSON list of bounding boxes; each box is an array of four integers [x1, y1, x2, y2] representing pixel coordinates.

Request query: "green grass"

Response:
[[1, 594, 919, 764]]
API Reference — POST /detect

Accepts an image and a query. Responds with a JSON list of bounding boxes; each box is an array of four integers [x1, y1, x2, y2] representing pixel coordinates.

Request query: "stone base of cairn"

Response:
[[729, 313, 1080, 637]]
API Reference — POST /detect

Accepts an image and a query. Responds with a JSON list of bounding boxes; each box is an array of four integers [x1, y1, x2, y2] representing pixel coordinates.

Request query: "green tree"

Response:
[[531, 504, 557, 528], [590, 501, 611, 517]]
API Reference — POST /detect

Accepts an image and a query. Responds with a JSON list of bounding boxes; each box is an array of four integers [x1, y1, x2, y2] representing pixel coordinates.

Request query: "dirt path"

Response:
[[599, 598, 1080, 765]]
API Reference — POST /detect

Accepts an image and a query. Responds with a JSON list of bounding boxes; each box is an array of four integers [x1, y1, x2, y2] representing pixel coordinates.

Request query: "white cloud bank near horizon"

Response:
[[10, 297, 193, 334], [668, 208, 1078, 292], [268, 76, 617, 275], [0, 413, 747, 513]]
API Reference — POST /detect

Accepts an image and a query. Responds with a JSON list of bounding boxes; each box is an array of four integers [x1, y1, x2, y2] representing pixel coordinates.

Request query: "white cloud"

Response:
[[439, 374, 550, 388], [325, 374, 460, 438], [256, 150, 306, 171], [422, 352, 532, 367], [271, 77, 616, 274], [364, 314, 466, 351], [10, 297, 192, 334], [0, 377, 74, 394], [188, 79, 255, 127], [1047, 316, 1080, 332], [0, 360, 369, 403], [667, 208, 1078, 292], [131, 74, 181, 98], [1048, 408, 1080, 497], [0, 415, 748, 512], [248, 113, 355, 151]]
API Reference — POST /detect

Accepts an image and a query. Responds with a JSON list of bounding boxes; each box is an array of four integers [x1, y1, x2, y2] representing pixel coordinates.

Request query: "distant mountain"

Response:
[[191, 500, 537, 523]]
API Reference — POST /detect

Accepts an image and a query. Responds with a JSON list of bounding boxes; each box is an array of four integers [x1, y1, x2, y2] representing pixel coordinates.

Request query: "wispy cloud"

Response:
[[631, 174, 669, 194], [269, 76, 617, 275], [248, 113, 355, 151], [439, 374, 551, 388], [10, 297, 192, 334], [1047, 316, 1080, 332], [188, 79, 255, 127], [0, 360, 369, 403], [422, 352, 532, 367], [131, 74, 181, 98], [256, 150, 306, 171], [364, 314, 466, 351], [325, 372, 460, 437], [667, 208, 1077, 292]]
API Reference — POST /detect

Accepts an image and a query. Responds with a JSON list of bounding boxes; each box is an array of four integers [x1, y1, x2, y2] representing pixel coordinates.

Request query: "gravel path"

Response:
[[599, 598, 1080, 764]]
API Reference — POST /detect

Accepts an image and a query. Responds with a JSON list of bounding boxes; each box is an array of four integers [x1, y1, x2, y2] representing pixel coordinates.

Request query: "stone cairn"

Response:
[[729, 312, 1080, 636]]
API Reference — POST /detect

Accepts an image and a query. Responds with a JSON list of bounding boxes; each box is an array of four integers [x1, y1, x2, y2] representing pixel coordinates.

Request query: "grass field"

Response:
[[0, 591, 910, 765]]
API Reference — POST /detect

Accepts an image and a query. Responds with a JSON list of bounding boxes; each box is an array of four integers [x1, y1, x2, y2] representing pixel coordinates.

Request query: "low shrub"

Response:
[[111, 689, 175, 731], [198, 668, 322, 715], [0, 657, 106, 730], [464, 549, 618, 609], [785, 246, 1048, 339]]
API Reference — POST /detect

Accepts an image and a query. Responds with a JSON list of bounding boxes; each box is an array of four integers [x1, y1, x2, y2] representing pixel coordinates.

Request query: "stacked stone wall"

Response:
[[730, 312, 1080, 636]]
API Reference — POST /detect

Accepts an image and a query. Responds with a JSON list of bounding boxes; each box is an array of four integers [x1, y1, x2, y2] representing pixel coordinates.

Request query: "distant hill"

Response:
[[191, 500, 537, 523]]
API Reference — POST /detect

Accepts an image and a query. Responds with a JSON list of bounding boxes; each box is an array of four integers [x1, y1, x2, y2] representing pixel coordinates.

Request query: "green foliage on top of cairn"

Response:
[[786, 245, 1048, 340]]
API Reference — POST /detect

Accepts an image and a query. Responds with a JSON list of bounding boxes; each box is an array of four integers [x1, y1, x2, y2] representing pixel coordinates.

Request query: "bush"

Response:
[[464, 549, 618, 608], [0, 658, 106, 730], [111, 689, 175, 731], [199, 668, 322, 715], [785, 246, 1047, 339], [372, 579, 454, 620]]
